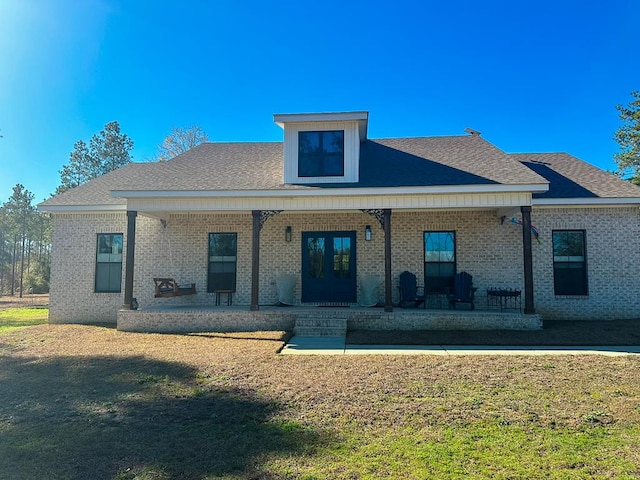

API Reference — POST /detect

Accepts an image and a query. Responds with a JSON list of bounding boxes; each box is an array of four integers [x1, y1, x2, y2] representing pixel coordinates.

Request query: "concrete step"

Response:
[[295, 317, 348, 328], [294, 326, 347, 336], [294, 316, 347, 337]]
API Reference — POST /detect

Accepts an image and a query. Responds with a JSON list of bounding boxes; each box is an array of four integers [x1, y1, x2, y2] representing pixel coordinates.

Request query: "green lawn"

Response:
[[0, 307, 48, 333], [0, 325, 639, 479]]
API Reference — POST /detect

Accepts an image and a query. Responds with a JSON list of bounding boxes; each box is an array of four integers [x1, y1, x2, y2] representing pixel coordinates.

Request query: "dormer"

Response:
[[274, 111, 368, 184]]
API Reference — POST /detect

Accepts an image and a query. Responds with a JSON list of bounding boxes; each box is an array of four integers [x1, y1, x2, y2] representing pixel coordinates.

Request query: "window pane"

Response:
[[209, 272, 236, 291], [324, 155, 344, 176], [333, 237, 351, 279], [307, 237, 325, 278], [95, 264, 110, 292], [425, 232, 455, 262], [323, 131, 343, 153], [553, 231, 584, 258], [299, 156, 321, 177], [553, 230, 587, 295], [298, 130, 344, 177], [425, 231, 456, 293], [210, 262, 236, 274], [208, 233, 238, 292], [299, 132, 320, 154], [111, 235, 123, 254], [96, 234, 123, 293], [209, 233, 237, 257], [554, 264, 587, 295], [95, 263, 121, 292]]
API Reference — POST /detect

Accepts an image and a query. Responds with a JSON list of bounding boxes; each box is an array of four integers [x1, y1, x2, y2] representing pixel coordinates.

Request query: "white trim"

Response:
[[274, 111, 368, 126], [533, 197, 640, 207], [124, 191, 533, 212], [111, 183, 549, 199], [38, 204, 127, 213]]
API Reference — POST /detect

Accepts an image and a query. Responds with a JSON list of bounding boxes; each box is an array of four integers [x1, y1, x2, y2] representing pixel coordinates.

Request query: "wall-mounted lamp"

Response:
[[285, 226, 292, 242], [365, 225, 372, 241]]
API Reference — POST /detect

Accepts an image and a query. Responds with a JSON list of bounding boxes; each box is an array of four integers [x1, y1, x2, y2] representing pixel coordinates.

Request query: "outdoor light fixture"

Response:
[[365, 225, 372, 241], [285, 226, 292, 242]]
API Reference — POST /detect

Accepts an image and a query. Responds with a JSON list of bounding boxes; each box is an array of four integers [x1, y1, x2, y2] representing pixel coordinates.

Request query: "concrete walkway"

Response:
[[280, 335, 640, 356]]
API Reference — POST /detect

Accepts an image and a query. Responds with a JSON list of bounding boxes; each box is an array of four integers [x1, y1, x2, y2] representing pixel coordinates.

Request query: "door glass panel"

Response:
[[307, 237, 325, 278], [333, 237, 351, 279]]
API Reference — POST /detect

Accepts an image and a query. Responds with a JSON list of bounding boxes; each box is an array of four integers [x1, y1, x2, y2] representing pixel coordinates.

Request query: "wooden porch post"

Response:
[[250, 210, 260, 311], [521, 206, 535, 314], [384, 209, 393, 312], [122, 210, 137, 310]]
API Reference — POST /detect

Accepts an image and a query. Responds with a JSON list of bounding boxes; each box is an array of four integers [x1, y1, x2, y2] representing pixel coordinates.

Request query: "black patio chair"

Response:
[[447, 271, 476, 310], [398, 271, 425, 308]]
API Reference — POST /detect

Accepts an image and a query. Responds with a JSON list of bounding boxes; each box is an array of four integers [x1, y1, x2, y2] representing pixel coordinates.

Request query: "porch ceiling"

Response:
[[125, 190, 534, 215]]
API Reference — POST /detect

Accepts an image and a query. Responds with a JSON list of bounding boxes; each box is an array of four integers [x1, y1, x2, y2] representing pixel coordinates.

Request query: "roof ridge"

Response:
[[372, 134, 476, 141]]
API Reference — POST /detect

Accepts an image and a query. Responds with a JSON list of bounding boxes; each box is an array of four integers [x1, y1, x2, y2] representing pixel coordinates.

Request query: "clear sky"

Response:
[[0, 0, 638, 203]]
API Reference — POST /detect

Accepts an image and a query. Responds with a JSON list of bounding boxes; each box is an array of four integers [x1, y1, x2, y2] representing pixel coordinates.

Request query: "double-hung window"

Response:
[[208, 233, 237, 292], [553, 230, 588, 295], [298, 130, 344, 177], [95, 233, 123, 293], [424, 231, 456, 293]]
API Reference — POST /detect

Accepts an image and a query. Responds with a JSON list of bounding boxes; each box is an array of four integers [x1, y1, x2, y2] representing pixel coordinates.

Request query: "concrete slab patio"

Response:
[[280, 335, 640, 356]]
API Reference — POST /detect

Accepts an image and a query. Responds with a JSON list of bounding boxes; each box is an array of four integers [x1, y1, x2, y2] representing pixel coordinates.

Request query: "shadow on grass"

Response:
[[0, 354, 327, 479], [189, 331, 293, 343], [347, 319, 640, 346]]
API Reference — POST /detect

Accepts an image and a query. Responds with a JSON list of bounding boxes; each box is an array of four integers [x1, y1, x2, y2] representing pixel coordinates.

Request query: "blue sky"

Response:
[[0, 0, 638, 203]]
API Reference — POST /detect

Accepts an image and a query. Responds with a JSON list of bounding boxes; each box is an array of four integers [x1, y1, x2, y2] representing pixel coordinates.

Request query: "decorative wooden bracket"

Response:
[[259, 210, 282, 230], [361, 209, 386, 231]]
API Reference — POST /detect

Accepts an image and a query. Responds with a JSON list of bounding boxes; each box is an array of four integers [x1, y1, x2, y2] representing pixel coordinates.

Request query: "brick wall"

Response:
[[49, 213, 128, 323], [50, 206, 640, 324], [531, 207, 640, 320]]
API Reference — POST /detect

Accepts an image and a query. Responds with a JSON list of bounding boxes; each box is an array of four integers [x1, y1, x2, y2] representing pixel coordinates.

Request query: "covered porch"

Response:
[[115, 188, 541, 332]]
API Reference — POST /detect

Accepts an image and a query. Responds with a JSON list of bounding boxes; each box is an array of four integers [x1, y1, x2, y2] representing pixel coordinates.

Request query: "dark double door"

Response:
[[301, 231, 357, 303]]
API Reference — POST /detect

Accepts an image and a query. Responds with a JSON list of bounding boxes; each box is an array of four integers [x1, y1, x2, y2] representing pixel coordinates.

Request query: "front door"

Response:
[[302, 231, 357, 303]]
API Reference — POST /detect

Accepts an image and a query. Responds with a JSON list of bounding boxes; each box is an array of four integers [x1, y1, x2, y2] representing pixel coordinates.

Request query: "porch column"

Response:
[[521, 206, 535, 314], [250, 210, 260, 311], [122, 210, 137, 310], [383, 209, 393, 312]]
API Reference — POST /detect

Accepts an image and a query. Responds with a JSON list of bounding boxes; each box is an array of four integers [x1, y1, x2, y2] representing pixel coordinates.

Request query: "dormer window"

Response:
[[298, 130, 344, 177], [274, 111, 368, 184]]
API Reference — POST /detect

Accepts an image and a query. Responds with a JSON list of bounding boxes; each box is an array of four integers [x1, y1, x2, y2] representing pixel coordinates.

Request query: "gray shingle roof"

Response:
[[361, 136, 545, 187], [511, 153, 640, 199], [43, 137, 634, 209]]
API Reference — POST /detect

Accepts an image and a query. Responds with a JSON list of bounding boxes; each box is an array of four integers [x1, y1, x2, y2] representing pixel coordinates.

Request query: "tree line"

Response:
[[0, 184, 51, 296], [1, 123, 208, 296]]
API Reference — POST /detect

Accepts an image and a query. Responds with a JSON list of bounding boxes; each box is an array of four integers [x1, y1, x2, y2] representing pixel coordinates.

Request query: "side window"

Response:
[[208, 233, 237, 292], [553, 230, 588, 295], [424, 231, 456, 293], [298, 130, 344, 177], [95, 233, 123, 293]]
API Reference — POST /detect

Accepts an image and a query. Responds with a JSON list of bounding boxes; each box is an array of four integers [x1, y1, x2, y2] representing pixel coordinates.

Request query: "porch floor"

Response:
[[117, 304, 542, 334]]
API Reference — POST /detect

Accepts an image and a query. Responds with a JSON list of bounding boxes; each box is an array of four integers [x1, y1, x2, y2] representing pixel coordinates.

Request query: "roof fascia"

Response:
[[274, 111, 368, 127], [38, 204, 127, 213], [533, 197, 640, 207], [111, 183, 549, 199], [274, 111, 369, 139]]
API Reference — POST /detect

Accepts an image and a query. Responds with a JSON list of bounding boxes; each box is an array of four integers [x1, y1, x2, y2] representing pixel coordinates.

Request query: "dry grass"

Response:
[[1, 323, 640, 479]]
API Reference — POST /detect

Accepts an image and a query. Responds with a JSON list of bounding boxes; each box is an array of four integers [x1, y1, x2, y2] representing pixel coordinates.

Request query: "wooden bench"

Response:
[[153, 278, 196, 298]]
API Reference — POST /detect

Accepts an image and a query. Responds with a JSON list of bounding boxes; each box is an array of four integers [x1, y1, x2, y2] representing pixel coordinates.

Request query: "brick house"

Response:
[[39, 112, 640, 331]]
